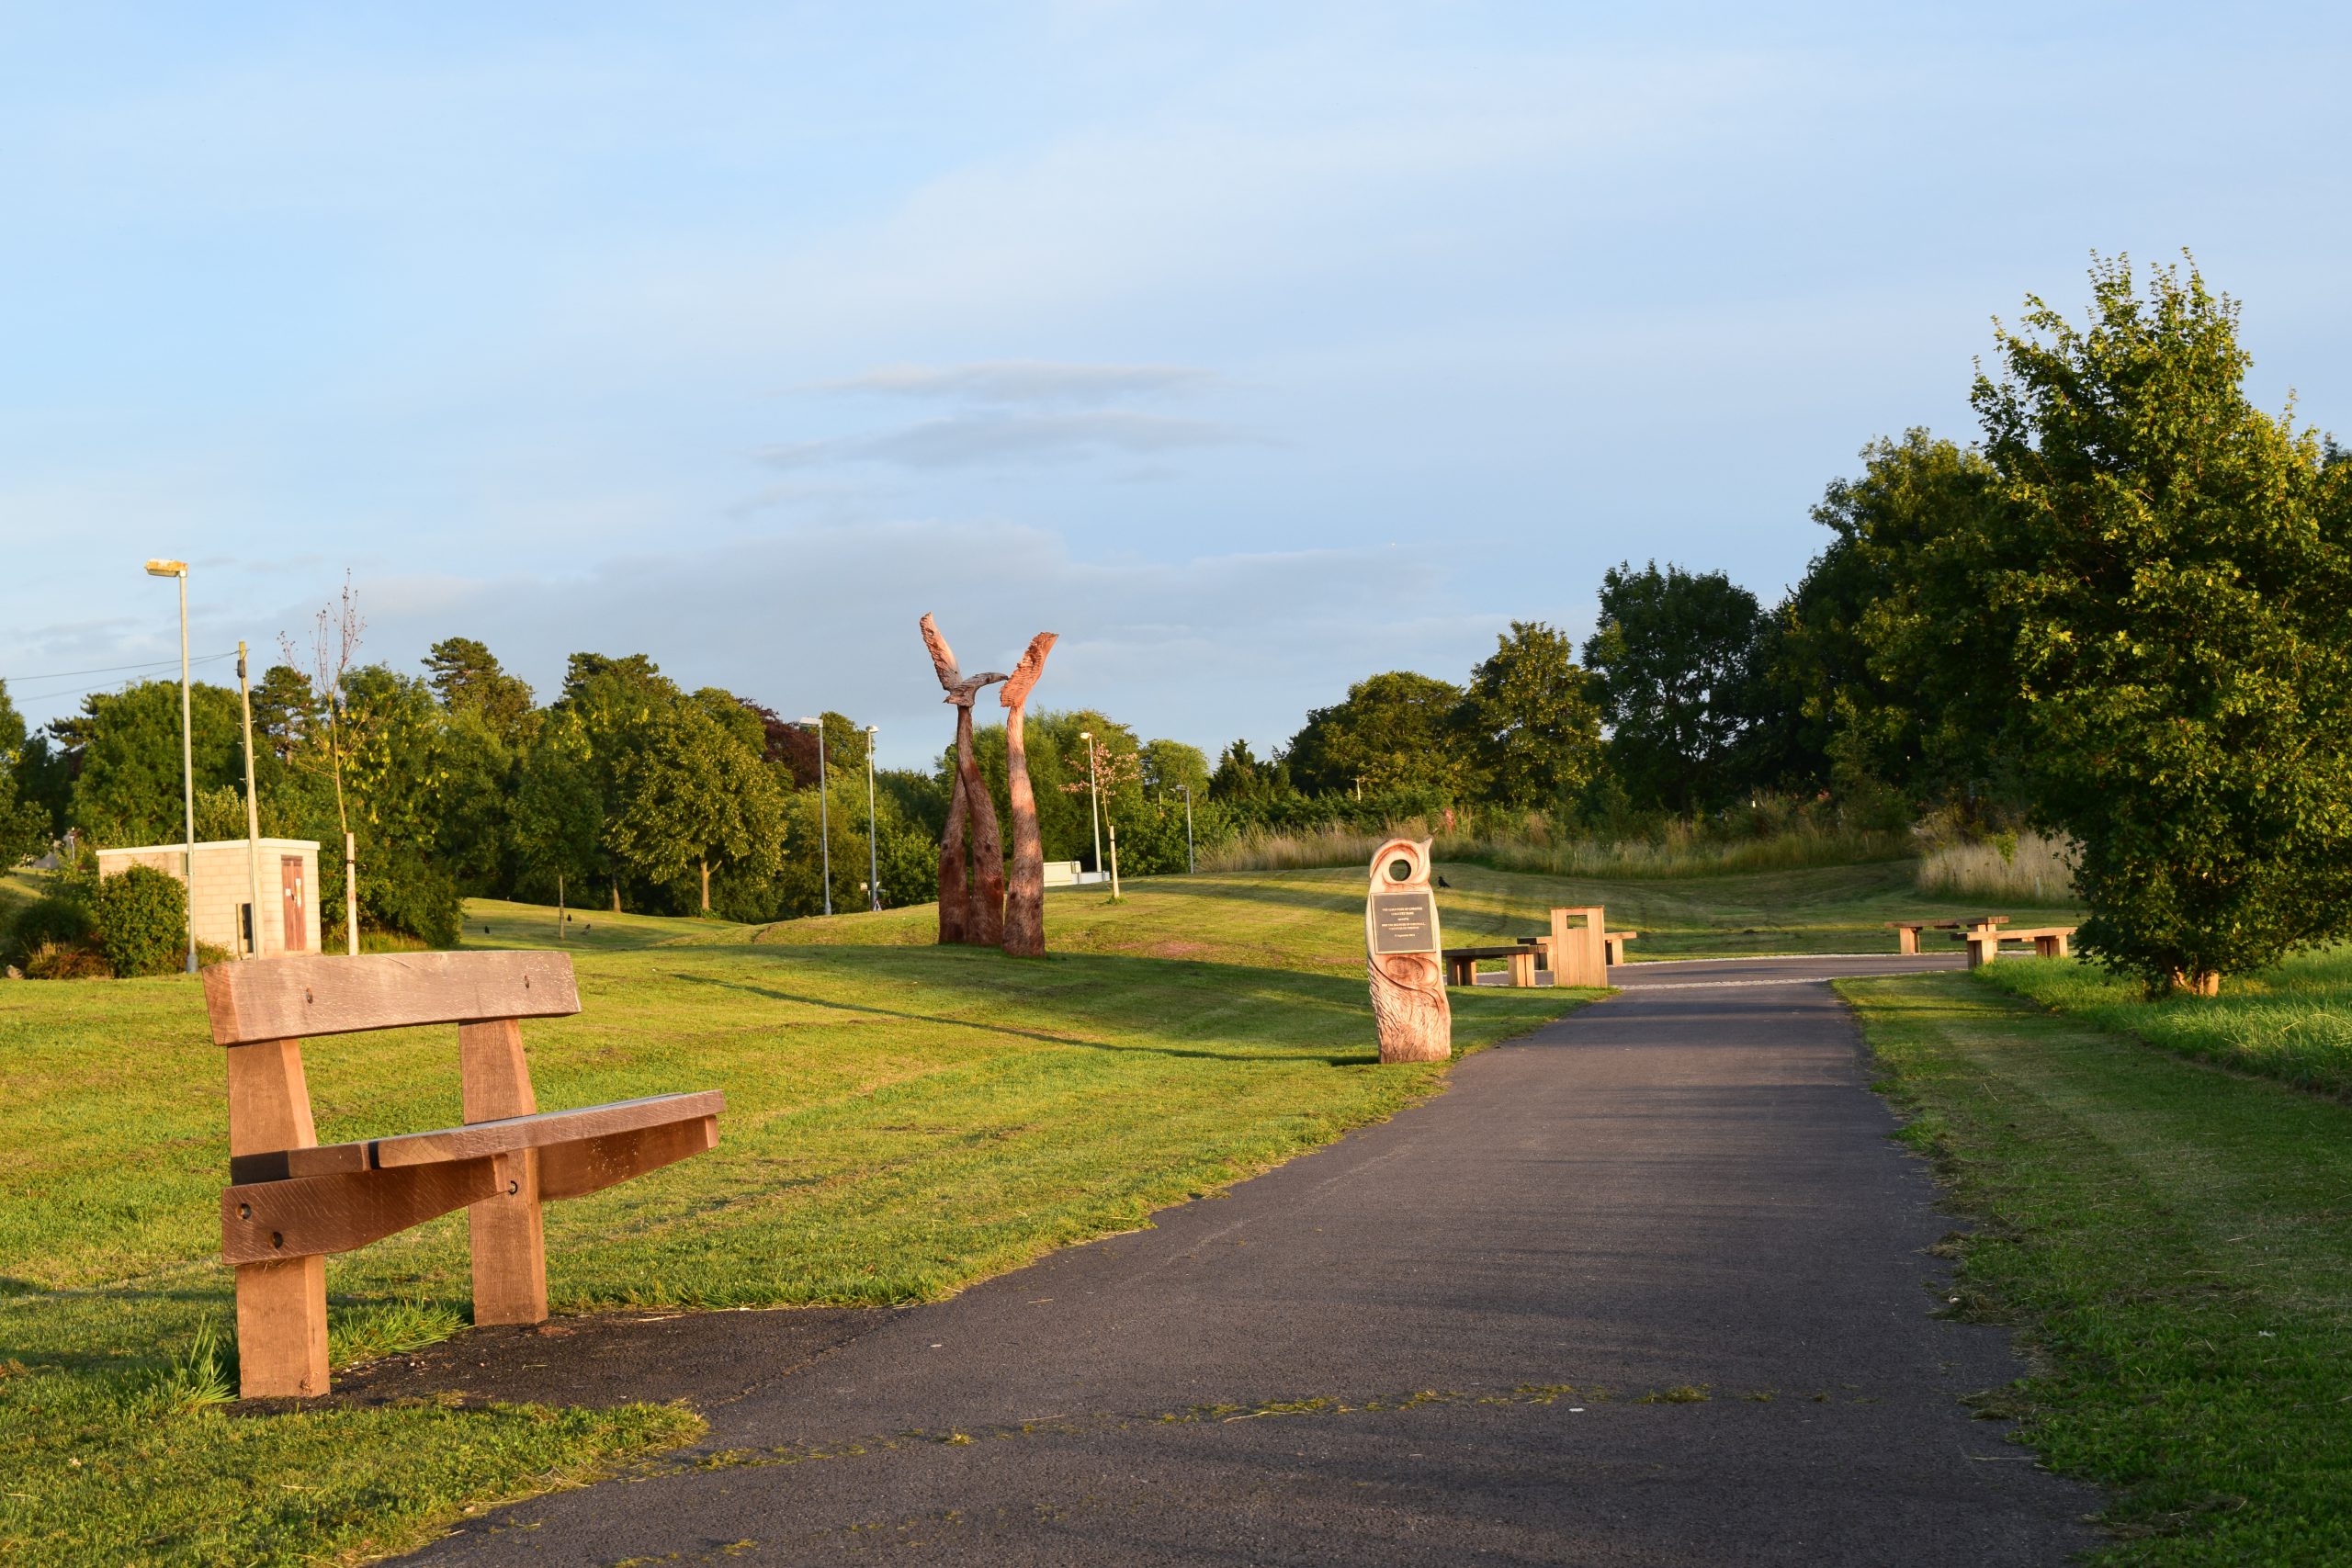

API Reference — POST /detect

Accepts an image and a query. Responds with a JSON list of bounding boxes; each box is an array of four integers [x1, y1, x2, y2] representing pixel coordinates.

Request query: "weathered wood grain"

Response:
[[1366, 838, 1452, 1063], [204, 950, 580, 1045], [538, 1115, 718, 1202], [221, 1159, 501, 1264], [1000, 631, 1057, 958]]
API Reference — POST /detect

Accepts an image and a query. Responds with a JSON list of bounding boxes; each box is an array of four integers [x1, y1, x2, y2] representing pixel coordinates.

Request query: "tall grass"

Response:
[[1199, 812, 1914, 879], [1915, 832, 2076, 903]]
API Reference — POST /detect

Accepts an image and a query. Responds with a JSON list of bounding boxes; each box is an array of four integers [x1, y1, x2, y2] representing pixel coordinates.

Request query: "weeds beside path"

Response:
[[1847, 972, 2352, 1563]]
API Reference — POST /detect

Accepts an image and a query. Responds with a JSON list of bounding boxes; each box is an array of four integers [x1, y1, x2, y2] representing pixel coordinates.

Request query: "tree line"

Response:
[[6, 256, 2348, 991]]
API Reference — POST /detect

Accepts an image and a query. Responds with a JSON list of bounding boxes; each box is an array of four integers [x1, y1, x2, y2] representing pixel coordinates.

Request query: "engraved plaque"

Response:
[[1370, 890, 1438, 955]]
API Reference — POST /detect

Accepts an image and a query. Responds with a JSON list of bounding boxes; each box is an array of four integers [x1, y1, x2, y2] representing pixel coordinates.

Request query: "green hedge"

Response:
[[91, 865, 188, 977]]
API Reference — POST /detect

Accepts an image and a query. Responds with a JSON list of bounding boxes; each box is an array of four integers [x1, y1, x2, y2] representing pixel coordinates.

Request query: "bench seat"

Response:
[[244, 1091, 725, 1180]]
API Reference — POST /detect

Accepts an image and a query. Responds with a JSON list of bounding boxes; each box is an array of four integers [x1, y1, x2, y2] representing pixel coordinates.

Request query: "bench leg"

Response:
[[235, 1256, 329, 1399], [461, 1020, 548, 1325], [1509, 952, 1535, 987], [1896, 928, 1917, 955]]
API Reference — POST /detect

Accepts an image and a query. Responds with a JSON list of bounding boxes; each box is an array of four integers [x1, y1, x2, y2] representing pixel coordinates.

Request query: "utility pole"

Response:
[[1182, 782, 1194, 874], [864, 725, 880, 912], [145, 559, 196, 973], [237, 642, 265, 959], [798, 717, 831, 916]]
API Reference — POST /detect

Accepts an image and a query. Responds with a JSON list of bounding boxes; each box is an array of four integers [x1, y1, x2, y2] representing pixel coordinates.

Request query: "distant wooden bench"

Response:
[[1888, 916, 2010, 955], [1518, 930, 1639, 966], [1442, 945, 1538, 987], [205, 950, 724, 1399], [1957, 925, 2076, 967]]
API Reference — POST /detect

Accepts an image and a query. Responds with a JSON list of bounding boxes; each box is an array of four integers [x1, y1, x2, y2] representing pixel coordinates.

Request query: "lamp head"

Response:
[[1079, 729, 1091, 740], [144, 559, 187, 578], [796, 716, 819, 728]]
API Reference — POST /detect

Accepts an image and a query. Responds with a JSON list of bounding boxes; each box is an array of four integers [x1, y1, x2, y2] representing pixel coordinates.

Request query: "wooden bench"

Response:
[[1888, 916, 2009, 955], [1957, 924, 2076, 967], [205, 950, 724, 1399], [1443, 945, 1538, 987], [1518, 930, 1639, 966]]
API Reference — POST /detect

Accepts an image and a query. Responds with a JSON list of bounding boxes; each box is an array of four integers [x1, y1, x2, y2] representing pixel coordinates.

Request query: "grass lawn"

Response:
[[746, 858, 2083, 966], [1977, 947, 2352, 1097], [0, 873, 1588, 1565], [1847, 969, 2352, 1564]]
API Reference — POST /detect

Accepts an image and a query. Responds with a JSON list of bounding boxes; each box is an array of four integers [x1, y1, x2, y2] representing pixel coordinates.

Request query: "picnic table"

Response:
[[1443, 945, 1538, 987], [1888, 916, 2009, 955]]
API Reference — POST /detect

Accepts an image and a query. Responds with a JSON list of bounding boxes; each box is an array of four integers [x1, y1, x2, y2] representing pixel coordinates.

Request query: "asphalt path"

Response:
[[408, 952, 2094, 1566]]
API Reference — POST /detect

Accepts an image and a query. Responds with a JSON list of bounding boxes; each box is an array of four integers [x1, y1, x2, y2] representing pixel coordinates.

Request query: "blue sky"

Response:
[[4, 2, 2346, 766]]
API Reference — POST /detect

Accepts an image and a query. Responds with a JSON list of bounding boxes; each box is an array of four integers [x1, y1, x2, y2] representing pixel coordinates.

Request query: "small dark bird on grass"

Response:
[[1437, 874, 1453, 889]]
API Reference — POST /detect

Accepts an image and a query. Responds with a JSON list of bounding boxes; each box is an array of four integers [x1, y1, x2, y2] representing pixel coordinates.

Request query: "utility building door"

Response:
[[281, 856, 308, 953]]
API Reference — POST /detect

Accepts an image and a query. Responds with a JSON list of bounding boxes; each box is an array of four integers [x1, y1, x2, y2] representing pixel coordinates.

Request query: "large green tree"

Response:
[[0, 682, 49, 865], [1283, 672, 1476, 800], [424, 637, 537, 744], [609, 698, 786, 912], [1581, 564, 1765, 812], [1958, 255, 2352, 993], [62, 680, 247, 846], [1462, 621, 1604, 812]]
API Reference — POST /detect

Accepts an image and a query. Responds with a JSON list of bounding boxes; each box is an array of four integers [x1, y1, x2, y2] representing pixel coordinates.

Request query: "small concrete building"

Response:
[[96, 839, 322, 958]]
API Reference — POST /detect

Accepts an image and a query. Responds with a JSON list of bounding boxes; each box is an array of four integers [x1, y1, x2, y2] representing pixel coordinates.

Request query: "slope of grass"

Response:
[[1848, 972, 2352, 1563], [0, 886, 1586, 1564], [746, 860, 2081, 964], [1977, 947, 2352, 1097]]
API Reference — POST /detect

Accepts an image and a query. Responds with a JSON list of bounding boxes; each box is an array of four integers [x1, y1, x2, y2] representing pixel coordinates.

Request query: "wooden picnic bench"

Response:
[[1518, 929, 1640, 966], [205, 950, 724, 1399], [1443, 945, 1538, 987], [1888, 916, 2009, 955], [1956, 924, 2076, 967]]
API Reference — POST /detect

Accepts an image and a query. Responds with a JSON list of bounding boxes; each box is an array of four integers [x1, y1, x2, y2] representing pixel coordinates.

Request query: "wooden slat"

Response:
[[203, 950, 581, 1046], [221, 1159, 501, 1263], [371, 1091, 724, 1169], [539, 1115, 719, 1202], [460, 1018, 548, 1325]]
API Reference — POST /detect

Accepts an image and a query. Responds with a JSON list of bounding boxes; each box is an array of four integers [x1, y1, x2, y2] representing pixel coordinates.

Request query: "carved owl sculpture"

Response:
[[1365, 837, 1452, 1064]]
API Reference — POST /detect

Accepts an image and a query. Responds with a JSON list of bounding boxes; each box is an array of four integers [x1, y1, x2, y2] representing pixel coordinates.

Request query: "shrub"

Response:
[[6, 894, 91, 963], [23, 940, 112, 979], [90, 865, 189, 977]]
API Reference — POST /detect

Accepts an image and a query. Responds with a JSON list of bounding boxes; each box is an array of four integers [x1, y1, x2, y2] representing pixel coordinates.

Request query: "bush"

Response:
[[6, 895, 91, 964], [90, 865, 189, 977], [23, 940, 112, 979]]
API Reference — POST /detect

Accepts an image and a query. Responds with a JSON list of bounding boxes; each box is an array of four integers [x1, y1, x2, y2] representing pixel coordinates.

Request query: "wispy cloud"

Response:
[[763, 409, 1245, 471], [820, 361, 1217, 406]]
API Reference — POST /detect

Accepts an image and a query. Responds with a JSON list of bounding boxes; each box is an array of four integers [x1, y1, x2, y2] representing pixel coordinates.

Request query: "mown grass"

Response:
[[1848, 972, 2352, 1563], [1978, 947, 2352, 1098], [0, 874, 1587, 1564], [747, 860, 2079, 964]]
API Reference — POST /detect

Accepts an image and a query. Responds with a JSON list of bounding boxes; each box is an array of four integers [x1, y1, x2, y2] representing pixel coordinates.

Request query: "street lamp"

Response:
[[797, 717, 831, 917], [1181, 782, 1195, 874], [863, 724, 880, 912], [1078, 730, 1102, 882], [144, 558, 197, 973]]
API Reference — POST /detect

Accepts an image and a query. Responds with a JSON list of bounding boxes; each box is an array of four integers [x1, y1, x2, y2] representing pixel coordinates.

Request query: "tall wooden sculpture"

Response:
[[1000, 632, 1058, 958], [919, 615, 1007, 947], [1365, 837, 1452, 1063]]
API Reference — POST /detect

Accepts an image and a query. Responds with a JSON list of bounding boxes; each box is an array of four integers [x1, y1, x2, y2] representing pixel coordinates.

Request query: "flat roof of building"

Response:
[[96, 839, 322, 855]]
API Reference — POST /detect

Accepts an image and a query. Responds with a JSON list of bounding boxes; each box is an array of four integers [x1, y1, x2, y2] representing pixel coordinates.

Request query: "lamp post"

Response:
[[1078, 729, 1102, 883], [797, 717, 831, 917], [1181, 782, 1194, 874], [144, 559, 197, 973], [863, 724, 880, 912]]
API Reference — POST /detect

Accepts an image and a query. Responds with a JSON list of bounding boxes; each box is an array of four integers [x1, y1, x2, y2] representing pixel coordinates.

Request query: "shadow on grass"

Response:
[[661, 965, 1377, 1067]]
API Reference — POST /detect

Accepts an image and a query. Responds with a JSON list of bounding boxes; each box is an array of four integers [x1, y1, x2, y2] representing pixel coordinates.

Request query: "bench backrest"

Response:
[[204, 951, 581, 1045]]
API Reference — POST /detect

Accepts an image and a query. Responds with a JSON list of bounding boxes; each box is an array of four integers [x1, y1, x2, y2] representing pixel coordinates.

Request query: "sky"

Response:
[[3, 1, 2347, 768]]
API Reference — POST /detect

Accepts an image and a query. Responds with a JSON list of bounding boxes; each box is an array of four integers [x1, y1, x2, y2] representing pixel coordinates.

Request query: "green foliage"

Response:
[[1138, 739, 1211, 799], [1462, 621, 1604, 812], [509, 710, 603, 908], [6, 894, 92, 965], [422, 636, 536, 743], [61, 681, 250, 847], [89, 864, 187, 977], [1582, 562, 1765, 813], [1962, 255, 2352, 990], [610, 697, 786, 911], [1759, 430, 1997, 802], [1283, 671, 1476, 800]]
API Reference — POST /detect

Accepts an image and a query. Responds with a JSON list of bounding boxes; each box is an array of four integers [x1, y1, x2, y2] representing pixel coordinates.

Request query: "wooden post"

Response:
[[459, 1019, 547, 1325], [227, 1039, 330, 1397], [1000, 633, 1057, 957], [1547, 907, 1608, 987], [1365, 838, 1451, 1063], [918, 615, 1009, 948], [1894, 924, 1919, 955]]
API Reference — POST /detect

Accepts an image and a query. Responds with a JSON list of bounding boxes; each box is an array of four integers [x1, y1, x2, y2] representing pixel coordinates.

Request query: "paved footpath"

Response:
[[411, 953, 2098, 1566]]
